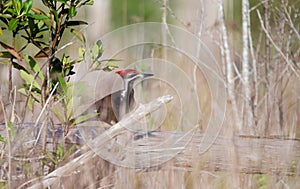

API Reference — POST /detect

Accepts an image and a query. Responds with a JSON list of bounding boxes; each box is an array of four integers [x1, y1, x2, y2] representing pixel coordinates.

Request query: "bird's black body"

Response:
[[80, 69, 153, 125], [94, 89, 135, 124]]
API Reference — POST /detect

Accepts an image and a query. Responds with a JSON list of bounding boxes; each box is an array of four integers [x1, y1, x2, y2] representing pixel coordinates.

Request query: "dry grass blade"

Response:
[[0, 96, 12, 189], [22, 95, 173, 189]]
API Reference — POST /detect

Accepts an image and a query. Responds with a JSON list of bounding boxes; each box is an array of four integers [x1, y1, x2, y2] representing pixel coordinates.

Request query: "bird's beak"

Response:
[[141, 73, 154, 78]]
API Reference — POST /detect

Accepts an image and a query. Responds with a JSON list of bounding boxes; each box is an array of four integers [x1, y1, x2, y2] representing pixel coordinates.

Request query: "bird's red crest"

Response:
[[116, 69, 140, 77]]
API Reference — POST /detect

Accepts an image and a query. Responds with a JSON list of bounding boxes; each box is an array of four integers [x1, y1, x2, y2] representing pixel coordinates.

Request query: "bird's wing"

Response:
[[73, 70, 124, 117]]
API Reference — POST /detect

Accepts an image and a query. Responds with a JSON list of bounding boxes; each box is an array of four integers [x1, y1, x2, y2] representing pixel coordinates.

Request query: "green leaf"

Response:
[[0, 134, 5, 143], [27, 17, 35, 35], [64, 67, 75, 76], [50, 57, 62, 71], [27, 95, 34, 111], [57, 74, 67, 94], [37, 20, 44, 29], [63, 145, 76, 159], [20, 70, 41, 90], [74, 113, 98, 125], [12, 0, 22, 15], [25, 55, 44, 80], [70, 28, 85, 43], [57, 0, 67, 3], [28, 13, 48, 20], [31, 7, 47, 15], [34, 47, 49, 58], [96, 40, 102, 48], [78, 46, 85, 59], [66, 20, 88, 27], [66, 100, 73, 120], [12, 61, 28, 72], [91, 58, 120, 70], [69, 6, 77, 17], [7, 121, 15, 140], [0, 41, 23, 60], [46, 151, 57, 164], [18, 88, 27, 95], [104, 61, 119, 71], [81, 0, 94, 6], [91, 40, 103, 60], [8, 18, 18, 30], [0, 14, 13, 19], [23, 84, 41, 95], [61, 54, 70, 66], [57, 143, 64, 159], [69, 58, 82, 66], [0, 51, 12, 58], [65, 82, 74, 98], [23, 0, 32, 14], [51, 8, 59, 23]]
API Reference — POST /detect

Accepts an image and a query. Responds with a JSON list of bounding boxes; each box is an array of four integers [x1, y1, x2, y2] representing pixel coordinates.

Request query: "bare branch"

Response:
[[242, 0, 255, 133], [0, 95, 11, 189], [217, 0, 242, 132], [33, 82, 59, 146], [283, 5, 300, 40], [256, 10, 300, 79]]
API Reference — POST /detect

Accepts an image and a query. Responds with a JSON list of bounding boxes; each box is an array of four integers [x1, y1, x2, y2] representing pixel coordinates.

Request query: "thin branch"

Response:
[[0, 96, 11, 189], [161, 0, 168, 61], [248, 9, 258, 128], [33, 82, 59, 146], [242, 0, 255, 133], [154, 0, 190, 28], [217, 0, 242, 132], [249, 0, 268, 12], [257, 10, 300, 79], [283, 5, 300, 40]]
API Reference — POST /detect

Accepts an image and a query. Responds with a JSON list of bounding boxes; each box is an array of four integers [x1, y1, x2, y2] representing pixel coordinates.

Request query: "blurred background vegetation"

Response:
[[0, 0, 300, 188]]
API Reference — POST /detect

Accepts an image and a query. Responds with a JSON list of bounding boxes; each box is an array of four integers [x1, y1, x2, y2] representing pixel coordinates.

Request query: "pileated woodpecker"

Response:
[[81, 69, 153, 125]]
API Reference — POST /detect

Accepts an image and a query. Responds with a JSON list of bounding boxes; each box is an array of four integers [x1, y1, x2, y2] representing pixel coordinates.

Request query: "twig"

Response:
[[217, 0, 242, 132], [249, 0, 268, 12], [0, 95, 11, 189], [256, 10, 300, 79], [161, 0, 176, 47], [248, 5, 258, 128], [154, 0, 189, 28], [242, 0, 255, 133], [33, 82, 59, 146], [283, 5, 300, 40]]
